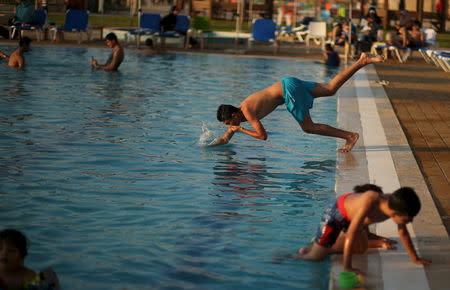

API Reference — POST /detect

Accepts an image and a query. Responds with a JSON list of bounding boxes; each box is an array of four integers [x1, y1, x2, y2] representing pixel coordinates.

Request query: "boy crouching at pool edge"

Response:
[[292, 184, 431, 273]]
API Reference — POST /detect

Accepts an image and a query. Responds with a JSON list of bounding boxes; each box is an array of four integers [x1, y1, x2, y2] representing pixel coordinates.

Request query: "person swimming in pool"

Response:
[[0, 37, 31, 69], [213, 53, 384, 152], [91, 32, 124, 71], [0, 229, 61, 289]]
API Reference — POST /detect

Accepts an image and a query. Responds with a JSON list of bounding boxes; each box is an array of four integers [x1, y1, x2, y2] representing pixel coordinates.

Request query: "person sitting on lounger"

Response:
[[91, 33, 124, 71], [407, 21, 425, 49], [213, 53, 384, 152], [0, 36, 31, 69]]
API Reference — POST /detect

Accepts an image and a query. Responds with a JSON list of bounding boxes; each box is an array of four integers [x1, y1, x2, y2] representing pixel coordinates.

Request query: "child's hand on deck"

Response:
[[412, 257, 432, 266], [381, 238, 397, 250]]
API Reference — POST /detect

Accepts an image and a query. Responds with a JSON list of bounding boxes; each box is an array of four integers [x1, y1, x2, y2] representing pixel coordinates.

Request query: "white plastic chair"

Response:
[[422, 28, 438, 48], [305, 22, 326, 52], [293, 24, 309, 42]]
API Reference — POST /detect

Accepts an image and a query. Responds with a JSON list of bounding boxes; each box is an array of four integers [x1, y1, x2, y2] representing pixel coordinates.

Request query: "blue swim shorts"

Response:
[[281, 77, 316, 123]]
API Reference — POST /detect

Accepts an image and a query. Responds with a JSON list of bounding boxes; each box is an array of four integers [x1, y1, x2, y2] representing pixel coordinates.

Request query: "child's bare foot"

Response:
[[369, 239, 397, 250], [381, 240, 397, 250], [339, 133, 359, 152], [359, 52, 385, 65], [288, 246, 313, 259], [298, 246, 311, 255]]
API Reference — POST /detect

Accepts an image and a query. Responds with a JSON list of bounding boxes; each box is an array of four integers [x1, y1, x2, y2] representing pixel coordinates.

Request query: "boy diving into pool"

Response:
[[213, 53, 384, 151]]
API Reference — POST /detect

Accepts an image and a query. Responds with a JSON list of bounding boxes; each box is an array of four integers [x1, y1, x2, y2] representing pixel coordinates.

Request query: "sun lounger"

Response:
[[248, 19, 279, 54], [50, 9, 90, 43], [153, 15, 190, 48], [370, 42, 409, 63], [187, 16, 212, 50], [418, 49, 450, 72], [275, 24, 308, 43], [9, 8, 47, 41], [127, 13, 161, 46]]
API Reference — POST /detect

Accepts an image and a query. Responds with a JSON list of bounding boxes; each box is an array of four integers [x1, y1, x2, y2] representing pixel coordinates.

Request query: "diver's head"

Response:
[[217, 104, 242, 126]]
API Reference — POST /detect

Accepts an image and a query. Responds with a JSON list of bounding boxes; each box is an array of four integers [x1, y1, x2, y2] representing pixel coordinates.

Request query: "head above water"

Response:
[[19, 36, 31, 50], [145, 38, 154, 47], [217, 104, 241, 125], [105, 33, 118, 47], [0, 229, 28, 258], [388, 187, 421, 222], [325, 43, 334, 52]]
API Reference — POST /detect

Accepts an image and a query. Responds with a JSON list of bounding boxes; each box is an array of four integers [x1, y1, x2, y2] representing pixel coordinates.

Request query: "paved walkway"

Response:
[[332, 63, 449, 289], [374, 58, 450, 235]]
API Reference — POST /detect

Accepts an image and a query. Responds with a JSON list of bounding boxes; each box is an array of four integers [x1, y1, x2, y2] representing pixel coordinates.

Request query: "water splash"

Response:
[[198, 121, 218, 146]]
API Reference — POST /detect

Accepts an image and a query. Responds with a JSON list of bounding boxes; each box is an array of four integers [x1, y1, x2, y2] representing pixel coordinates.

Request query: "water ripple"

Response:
[[0, 46, 337, 289]]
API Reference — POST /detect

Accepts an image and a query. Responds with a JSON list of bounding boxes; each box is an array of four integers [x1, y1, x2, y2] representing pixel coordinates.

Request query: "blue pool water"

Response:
[[0, 45, 339, 289]]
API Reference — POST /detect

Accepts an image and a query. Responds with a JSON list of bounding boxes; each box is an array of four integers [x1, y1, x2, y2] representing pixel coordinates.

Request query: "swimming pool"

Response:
[[0, 45, 339, 289]]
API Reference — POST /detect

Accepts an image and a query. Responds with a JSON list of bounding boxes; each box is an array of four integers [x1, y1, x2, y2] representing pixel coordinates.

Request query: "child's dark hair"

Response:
[[325, 43, 334, 52], [0, 229, 28, 257], [19, 36, 31, 47], [353, 183, 383, 194], [388, 187, 421, 217], [105, 32, 118, 42], [217, 104, 239, 122]]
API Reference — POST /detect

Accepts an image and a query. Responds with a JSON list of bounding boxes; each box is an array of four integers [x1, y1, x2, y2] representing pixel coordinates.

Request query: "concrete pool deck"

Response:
[[332, 63, 450, 289]]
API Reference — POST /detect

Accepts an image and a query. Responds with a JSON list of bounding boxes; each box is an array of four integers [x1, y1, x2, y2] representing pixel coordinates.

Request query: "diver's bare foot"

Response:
[[339, 133, 359, 152], [359, 52, 385, 65]]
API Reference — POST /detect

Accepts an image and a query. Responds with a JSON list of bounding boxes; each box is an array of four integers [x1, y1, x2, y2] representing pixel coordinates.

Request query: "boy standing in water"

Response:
[[292, 184, 431, 273], [91, 33, 124, 71], [214, 53, 384, 151], [0, 37, 31, 69]]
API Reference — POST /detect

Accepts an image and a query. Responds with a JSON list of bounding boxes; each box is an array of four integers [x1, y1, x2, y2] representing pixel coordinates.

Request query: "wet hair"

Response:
[[353, 183, 383, 194], [0, 229, 28, 257], [388, 187, 421, 218], [105, 32, 118, 42], [19, 36, 31, 47], [325, 43, 334, 52], [217, 104, 239, 122], [413, 20, 422, 28], [145, 38, 154, 47]]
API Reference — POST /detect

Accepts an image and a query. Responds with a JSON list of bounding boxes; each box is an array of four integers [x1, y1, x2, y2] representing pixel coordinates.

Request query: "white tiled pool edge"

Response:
[[331, 64, 449, 289]]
